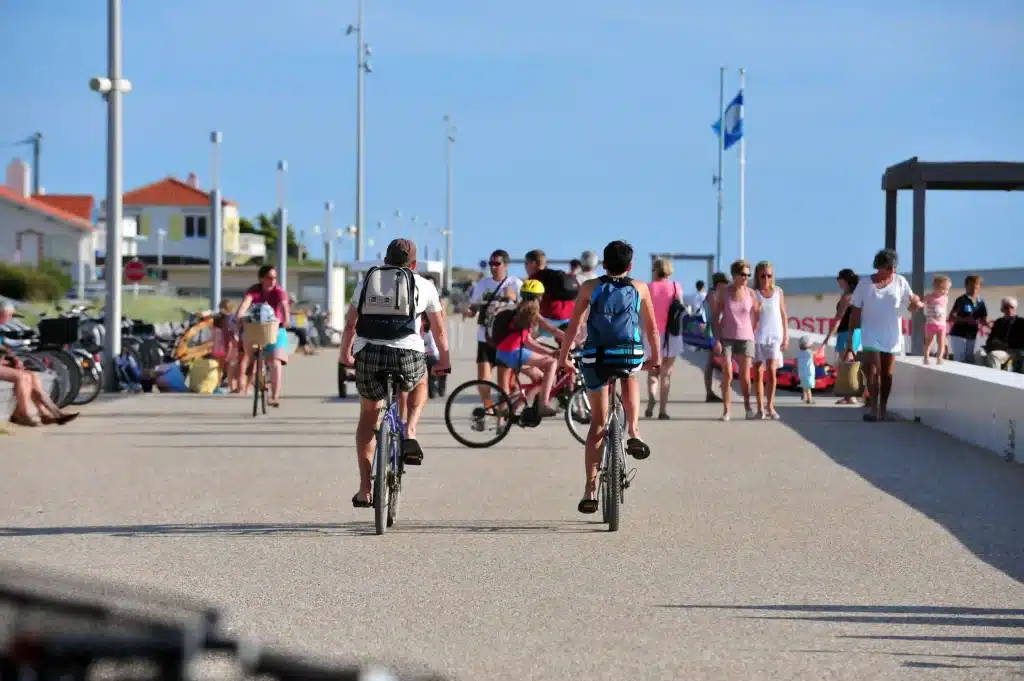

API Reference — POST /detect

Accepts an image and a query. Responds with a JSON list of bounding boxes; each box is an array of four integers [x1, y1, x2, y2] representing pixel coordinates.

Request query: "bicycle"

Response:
[[443, 349, 584, 449], [243, 320, 278, 418], [596, 372, 635, 532], [371, 367, 449, 535]]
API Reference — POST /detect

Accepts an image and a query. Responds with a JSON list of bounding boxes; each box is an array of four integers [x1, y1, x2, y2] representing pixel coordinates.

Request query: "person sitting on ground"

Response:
[[287, 296, 315, 356], [0, 302, 79, 427], [489, 279, 560, 418], [341, 239, 450, 508], [558, 240, 661, 515], [981, 297, 1024, 372]]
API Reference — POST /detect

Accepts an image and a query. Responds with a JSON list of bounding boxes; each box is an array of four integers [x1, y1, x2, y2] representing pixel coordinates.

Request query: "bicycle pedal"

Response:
[[625, 468, 637, 485]]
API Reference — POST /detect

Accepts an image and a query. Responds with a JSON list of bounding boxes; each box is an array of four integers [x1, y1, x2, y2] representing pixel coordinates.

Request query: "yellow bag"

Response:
[[834, 358, 864, 397], [188, 357, 221, 394]]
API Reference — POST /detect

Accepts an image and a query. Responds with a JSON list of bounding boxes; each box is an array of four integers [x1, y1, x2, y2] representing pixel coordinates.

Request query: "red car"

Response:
[[712, 353, 836, 391]]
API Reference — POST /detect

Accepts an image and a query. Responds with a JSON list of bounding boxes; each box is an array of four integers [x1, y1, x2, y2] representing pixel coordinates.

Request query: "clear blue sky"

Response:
[[3, 0, 1022, 286]]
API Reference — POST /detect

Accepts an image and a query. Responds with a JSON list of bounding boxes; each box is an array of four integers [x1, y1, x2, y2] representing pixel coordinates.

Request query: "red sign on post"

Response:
[[124, 260, 146, 283]]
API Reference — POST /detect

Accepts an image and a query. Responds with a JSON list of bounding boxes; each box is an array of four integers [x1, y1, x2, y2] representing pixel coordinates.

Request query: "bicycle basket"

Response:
[[37, 317, 80, 345], [243, 320, 280, 347]]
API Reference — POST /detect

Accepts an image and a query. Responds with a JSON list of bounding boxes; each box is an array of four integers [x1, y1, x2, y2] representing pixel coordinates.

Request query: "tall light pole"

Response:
[[323, 200, 335, 317], [443, 114, 456, 294], [90, 0, 132, 391], [347, 0, 372, 262], [276, 160, 288, 286], [209, 131, 223, 309]]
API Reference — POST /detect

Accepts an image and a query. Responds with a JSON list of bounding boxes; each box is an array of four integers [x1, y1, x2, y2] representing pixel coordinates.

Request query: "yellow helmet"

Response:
[[520, 279, 545, 297]]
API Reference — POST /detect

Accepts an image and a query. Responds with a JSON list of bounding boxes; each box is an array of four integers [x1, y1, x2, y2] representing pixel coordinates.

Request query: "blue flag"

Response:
[[711, 90, 744, 150]]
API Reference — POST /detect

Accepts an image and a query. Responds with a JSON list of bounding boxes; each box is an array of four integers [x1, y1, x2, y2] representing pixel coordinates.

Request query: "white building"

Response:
[[116, 173, 246, 264], [0, 158, 94, 287]]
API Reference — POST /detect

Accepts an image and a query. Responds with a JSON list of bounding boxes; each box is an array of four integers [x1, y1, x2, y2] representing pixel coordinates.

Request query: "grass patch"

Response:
[[16, 296, 208, 326]]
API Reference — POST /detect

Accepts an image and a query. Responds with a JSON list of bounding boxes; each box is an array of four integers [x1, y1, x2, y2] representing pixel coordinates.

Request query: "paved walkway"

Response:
[[1, 325, 1022, 680]]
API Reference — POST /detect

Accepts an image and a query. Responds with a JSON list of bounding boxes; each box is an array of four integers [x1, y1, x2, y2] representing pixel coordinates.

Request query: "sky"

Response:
[[2, 0, 1022, 287]]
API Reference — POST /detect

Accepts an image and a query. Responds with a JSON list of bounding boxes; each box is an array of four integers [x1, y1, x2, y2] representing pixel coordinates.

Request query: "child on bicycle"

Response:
[[488, 279, 560, 418], [557, 240, 661, 515]]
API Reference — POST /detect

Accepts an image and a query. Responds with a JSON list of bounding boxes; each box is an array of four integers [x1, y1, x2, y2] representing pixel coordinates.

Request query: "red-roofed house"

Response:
[[1, 159, 94, 285], [115, 173, 242, 264]]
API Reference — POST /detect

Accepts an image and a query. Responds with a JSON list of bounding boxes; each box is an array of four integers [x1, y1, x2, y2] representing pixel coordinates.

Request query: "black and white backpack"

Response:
[[355, 265, 418, 340]]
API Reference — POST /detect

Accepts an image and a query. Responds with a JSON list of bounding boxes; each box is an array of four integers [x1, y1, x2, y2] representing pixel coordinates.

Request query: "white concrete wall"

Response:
[[127, 203, 243, 260]]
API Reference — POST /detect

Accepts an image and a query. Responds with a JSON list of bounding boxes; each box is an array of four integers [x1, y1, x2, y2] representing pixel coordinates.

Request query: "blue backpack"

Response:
[[586, 276, 641, 348]]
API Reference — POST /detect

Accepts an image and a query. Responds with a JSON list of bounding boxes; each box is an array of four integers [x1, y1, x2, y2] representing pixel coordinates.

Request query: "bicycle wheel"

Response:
[[387, 435, 402, 528], [443, 379, 516, 448], [21, 353, 64, 406], [606, 417, 622, 532], [70, 351, 102, 406], [564, 386, 625, 446], [48, 349, 82, 407], [261, 358, 270, 414], [35, 351, 73, 407], [374, 420, 390, 535], [252, 353, 262, 417]]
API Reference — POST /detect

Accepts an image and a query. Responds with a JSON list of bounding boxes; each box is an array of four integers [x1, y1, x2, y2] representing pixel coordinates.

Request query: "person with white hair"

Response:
[[981, 296, 1023, 372], [576, 250, 600, 284], [0, 301, 79, 427]]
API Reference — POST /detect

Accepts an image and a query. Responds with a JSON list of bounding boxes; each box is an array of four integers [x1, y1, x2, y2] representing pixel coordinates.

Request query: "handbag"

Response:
[[834, 352, 864, 398]]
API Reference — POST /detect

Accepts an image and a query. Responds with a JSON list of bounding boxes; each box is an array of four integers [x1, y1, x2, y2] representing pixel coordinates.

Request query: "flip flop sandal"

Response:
[[351, 493, 373, 508], [402, 438, 424, 466], [626, 438, 651, 460], [577, 498, 599, 514], [9, 414, 41, 427], [42, 413, 80, 426]]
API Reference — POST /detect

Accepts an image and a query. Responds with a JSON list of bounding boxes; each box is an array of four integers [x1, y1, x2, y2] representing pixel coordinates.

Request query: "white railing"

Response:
[[788, 327, 1023, 464]]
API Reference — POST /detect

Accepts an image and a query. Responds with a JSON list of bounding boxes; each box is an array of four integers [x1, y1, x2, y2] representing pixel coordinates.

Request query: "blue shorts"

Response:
[[835, 329, 862, 353], [580, 345, 644, 392], [495, 348, 533, 371], [537, 318, 569, 338]]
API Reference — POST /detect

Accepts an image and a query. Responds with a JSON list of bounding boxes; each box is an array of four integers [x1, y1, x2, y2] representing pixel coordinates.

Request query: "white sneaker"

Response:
[[719, 413, 731, 421]]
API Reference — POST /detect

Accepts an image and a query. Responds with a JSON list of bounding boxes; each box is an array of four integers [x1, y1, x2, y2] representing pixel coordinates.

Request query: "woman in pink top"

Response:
[[644, 258, 685, 419], [235, 265, 292, 406], [711, 259, 761, 421]]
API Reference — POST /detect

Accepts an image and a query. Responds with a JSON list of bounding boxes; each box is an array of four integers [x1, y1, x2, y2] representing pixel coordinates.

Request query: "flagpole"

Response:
[[715, 65, 725, 272], [738, 68, 746, 261]]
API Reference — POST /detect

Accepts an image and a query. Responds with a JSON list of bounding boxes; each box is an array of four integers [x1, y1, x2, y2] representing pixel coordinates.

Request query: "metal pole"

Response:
[[209, 131, 223, 309], [715, 65, 725, 273], [324, 201, 334, 318], [738, 68, 746, 262], [102, 0, 124, 391], [32, 132, 41, 195], [354, 0, 366, 261], [445, 114, 455, 294], [276, 160, 288, 286]]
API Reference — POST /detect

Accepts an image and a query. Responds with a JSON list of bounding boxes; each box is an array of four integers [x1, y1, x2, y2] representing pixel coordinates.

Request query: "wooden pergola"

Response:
[[881, 157, 1024, 355]]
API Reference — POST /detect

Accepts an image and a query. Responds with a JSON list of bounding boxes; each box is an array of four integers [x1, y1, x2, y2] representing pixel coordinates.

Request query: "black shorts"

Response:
[[476, 341, 497, 366], [354, 344, 427, 402]]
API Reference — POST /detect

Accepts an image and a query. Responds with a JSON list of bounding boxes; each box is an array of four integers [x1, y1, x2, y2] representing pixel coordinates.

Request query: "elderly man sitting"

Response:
[[982, 296, 1024, 373], [0, 301, 79, 427]]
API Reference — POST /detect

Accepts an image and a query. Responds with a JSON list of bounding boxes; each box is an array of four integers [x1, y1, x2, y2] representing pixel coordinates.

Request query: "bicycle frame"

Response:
[[372, 376, 407, 535], [503, 351, 584, 411]]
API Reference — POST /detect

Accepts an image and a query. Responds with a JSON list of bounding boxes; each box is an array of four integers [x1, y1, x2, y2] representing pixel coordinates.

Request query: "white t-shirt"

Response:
[[685, 290, 707, 317], [851, 274, 913, 354], [576, 270, 599, 286], [469, 275, 523, 342], [351, 272, 443, 354]]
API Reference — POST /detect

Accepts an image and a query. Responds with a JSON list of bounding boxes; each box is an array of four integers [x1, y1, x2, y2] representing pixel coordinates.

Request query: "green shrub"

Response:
[[0, 262, 67, 302]]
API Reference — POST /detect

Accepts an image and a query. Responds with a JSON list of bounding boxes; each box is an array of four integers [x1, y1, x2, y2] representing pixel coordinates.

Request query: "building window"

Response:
[[185, 215, 208, 238]]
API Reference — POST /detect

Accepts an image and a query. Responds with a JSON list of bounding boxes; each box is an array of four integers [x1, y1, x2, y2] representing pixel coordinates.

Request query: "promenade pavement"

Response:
[[1, 322, 1022, 680]]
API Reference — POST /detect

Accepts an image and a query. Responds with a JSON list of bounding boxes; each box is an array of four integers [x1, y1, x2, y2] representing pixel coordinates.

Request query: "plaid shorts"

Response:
[[354, 343, 427, 402]]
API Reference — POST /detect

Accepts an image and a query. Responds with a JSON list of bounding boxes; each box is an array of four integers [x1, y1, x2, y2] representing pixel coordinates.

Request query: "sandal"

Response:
[[626, 437, 651, 460], [577, 498, 599, 514], [644, 396, 656, 419], [41, 413, 79, 426], [9, 413, 41, 427], [351, 493, 372, 508], [402, 438, 424, 466]]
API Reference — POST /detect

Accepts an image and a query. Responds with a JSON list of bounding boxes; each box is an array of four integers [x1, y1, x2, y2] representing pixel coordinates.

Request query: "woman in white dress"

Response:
[[848, 248, 924, 422], [752, 261, 790, 419]]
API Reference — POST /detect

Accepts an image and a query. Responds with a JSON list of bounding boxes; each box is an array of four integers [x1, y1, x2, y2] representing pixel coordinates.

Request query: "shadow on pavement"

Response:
[[658, 603, 1023, 670], [773, 403, 1024, 585], [0, 519, 604, 537]]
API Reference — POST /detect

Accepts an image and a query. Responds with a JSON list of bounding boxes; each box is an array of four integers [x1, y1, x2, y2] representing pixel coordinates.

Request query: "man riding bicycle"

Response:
[[341, 239, 450, 508], [558, 240, 660, 514], [236, 264, 291, 407]]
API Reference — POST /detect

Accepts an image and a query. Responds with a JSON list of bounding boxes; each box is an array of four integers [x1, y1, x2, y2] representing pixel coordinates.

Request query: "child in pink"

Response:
[[923, 274, 951, 364]]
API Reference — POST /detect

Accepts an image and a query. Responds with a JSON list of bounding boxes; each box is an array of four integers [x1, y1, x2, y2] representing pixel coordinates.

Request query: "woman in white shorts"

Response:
[[752, 261, 789, 419]]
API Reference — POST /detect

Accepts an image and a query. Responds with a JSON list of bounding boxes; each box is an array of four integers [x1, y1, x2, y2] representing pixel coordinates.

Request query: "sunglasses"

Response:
[[738, 271, 751, 278], [759, 273, 773, 279], [488, 261, 504, 267]]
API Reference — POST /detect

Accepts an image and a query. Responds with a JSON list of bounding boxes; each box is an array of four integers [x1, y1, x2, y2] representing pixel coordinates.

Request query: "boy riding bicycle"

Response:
[[557, 240, 661, 514], [340, 239, 450, 508]]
